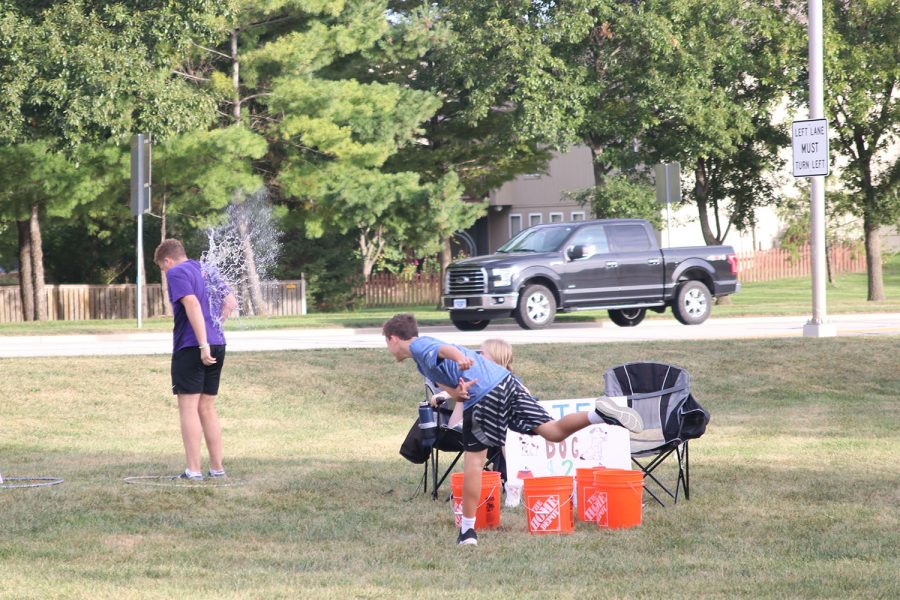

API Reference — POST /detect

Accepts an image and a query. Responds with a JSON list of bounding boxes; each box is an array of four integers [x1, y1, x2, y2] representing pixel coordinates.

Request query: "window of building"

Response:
[[529, 213, 543, 227], [509, 214, 523, 238], [549, 212, 564, 223], [571, 211, 585, 221]]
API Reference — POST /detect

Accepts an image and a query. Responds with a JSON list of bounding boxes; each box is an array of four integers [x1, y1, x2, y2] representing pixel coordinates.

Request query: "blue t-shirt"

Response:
[[165, 259, 226, 352], [409, 336, 508, 409]]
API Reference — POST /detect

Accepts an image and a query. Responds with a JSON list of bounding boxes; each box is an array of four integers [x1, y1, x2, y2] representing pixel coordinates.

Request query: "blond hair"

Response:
[[480, 338, 513, 370]]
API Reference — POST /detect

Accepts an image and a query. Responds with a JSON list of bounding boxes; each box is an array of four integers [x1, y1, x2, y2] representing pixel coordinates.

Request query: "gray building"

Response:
[[456, 145, 596, 256]]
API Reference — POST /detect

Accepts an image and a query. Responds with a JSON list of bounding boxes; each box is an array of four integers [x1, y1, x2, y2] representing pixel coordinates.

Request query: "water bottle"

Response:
[[418, 401, 437, 447]]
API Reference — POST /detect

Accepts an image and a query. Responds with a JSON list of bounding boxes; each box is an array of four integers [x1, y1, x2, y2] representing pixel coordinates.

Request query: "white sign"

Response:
[[504, 398, 631, 482], [792, 119, 829, 177]]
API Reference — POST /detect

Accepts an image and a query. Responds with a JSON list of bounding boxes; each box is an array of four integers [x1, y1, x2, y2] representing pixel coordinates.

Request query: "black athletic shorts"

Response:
[[171, 345, 226, 395], [462, 405, 489, 452]]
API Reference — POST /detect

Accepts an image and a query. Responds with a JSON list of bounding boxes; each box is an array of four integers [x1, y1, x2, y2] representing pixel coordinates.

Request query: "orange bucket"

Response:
[[522, 476, 575, 535], [575, 467, 608, 522], [450, 471, 502, 529], [591, 468, 644, 528]]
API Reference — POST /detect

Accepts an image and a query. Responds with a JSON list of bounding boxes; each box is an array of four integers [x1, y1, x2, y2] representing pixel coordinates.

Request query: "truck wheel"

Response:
[[451, 319, 490, 331], [608, 308, 646, 327], [672, 280, 711, 325], [514, 284, 556, 329]]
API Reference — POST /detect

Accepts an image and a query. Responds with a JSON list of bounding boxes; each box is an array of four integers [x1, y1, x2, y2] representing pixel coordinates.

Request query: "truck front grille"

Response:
[[447, 267, 487, 294]]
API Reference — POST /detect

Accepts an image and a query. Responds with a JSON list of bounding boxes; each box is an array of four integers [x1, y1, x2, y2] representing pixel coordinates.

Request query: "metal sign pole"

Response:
[[131, 134, 151, 329], [803, 0, 835, 337]]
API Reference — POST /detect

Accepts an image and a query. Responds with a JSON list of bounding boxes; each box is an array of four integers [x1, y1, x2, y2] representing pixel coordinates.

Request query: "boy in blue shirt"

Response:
[[383, 313, 643, 546]]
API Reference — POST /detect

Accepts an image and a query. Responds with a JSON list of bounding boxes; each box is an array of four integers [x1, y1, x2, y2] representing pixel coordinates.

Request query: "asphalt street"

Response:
[[0, 312, 897, 358]]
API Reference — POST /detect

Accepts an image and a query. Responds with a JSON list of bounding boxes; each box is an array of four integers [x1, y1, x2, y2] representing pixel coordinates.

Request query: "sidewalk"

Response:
[[0, 313, 898, 358]]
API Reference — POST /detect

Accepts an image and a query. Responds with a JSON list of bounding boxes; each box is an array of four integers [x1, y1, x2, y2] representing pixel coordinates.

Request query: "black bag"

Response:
[[399, 418, 431, 464]]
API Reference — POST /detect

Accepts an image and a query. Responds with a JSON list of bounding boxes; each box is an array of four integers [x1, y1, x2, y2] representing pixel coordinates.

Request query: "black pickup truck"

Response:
[[442, 218, 740, 330]]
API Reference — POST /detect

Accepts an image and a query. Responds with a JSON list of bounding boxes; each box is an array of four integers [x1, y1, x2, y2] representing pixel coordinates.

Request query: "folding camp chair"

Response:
[[603, 362, 710, 506], [418, 380, 505, 500]]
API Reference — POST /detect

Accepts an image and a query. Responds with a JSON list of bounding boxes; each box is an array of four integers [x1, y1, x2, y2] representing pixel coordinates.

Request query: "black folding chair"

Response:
[[418, 380, 505, 500], [603, 362, 710, 506]]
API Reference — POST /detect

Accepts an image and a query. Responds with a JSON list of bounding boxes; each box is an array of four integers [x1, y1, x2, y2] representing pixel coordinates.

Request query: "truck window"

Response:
[[567, 225, 609, 258], [608, 224, 653, 252]]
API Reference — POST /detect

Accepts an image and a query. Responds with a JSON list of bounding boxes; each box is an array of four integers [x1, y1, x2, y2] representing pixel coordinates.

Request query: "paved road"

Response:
[[0, 313, 897, 358]]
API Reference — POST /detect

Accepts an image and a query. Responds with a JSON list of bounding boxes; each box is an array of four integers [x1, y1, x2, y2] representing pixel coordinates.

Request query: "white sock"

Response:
[[460, 516, 476, 533], [587, 411, 604, 425], [209, 468, 225, 476], [185, 469, 202, 478]]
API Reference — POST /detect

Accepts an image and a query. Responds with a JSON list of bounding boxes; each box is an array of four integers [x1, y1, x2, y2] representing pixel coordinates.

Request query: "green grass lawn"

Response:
[[0, 254, 897, 336], [1, 338, 897, 599]]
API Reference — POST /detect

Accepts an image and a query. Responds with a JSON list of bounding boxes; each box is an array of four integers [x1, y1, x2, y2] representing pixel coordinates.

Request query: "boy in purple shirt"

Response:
[[154, 239, 238, 481]]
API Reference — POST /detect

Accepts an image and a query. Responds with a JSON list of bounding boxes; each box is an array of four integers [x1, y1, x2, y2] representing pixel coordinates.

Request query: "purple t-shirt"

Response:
[[165, 259, 226, 352]]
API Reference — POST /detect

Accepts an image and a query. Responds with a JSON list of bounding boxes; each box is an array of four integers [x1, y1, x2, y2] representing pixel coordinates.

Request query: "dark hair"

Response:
[[382, 313, 418, 340], [154, 239, 187, 263]]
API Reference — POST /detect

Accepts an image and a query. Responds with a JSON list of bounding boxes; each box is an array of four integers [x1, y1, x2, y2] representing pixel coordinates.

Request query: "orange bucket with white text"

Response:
[[522, 476, 575, 535], [450, 471, 501, 529]]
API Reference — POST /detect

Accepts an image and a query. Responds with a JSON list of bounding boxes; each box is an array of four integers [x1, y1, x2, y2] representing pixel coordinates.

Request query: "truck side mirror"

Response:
[[566, 245, 585, 260]]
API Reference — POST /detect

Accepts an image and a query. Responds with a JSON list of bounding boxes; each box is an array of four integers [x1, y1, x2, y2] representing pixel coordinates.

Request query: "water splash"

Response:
[[201, 188, 282, 332]]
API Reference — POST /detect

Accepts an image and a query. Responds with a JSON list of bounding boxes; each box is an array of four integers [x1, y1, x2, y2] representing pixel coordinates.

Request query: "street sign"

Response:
[[654, 162, 680, 248], [792, 119, 829, 177], [130, 134, 151, 215]]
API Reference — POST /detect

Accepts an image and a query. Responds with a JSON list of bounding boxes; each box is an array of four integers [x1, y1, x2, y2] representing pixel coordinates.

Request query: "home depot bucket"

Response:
[[590, 468, 644, 528], [450, 471, 501, 529], [575, 467, 607, 522], [522, 476, 575, 535]]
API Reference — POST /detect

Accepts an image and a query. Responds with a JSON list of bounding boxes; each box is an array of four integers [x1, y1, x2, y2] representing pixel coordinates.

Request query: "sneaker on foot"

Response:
[[595, 396, 644, 433], [207, 470, 227, 479], [456, 528, 478, 546], [176, 470, 203, 482]]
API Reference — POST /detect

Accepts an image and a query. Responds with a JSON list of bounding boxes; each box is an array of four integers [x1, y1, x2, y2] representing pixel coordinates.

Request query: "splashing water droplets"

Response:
[[201, 189, 282, 331]]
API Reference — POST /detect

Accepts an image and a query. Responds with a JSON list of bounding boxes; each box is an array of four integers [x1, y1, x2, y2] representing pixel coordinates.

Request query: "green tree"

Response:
[[0, 1, 223, 319], [819, 0, 900, 301], [566, 175, 663, 228]]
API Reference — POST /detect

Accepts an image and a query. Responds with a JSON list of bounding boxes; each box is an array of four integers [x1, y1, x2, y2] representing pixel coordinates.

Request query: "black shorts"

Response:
[[171, 345, 226, 395], [462, 406, 489, 452]]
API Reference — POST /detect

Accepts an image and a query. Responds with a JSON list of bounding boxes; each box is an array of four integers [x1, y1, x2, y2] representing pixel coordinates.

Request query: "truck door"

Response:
[[559, 224, 620, 307], [606, 223, 664, 303]]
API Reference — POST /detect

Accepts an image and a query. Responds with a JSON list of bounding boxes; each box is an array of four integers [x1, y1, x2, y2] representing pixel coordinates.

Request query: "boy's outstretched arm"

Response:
[[438, 345, 474, 370]]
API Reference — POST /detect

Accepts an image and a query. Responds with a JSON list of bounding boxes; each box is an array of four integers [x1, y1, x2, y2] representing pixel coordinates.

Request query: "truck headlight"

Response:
[[491, 267, 516, 287]]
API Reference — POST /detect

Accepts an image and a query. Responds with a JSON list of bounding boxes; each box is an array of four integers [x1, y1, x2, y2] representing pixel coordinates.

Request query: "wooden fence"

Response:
[[0, 246, 868, 320], [736, 244, 866, 283], [0, 279, 306, 323], [352, 272, 442, 307]]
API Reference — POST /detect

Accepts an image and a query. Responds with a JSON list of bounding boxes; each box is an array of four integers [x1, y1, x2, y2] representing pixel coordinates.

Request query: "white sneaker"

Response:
[[594, 396, 644, 433]]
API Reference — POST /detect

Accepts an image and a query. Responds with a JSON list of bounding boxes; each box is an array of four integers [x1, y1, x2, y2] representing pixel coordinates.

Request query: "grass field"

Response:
[[1, 338, 898, 599], [0, 253, 897, 335]]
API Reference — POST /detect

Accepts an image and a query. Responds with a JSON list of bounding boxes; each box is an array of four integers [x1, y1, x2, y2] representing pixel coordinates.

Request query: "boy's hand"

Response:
[[456, 356, 474, 370], [430, 391, 451, 407], [456, 377, 477, 400]]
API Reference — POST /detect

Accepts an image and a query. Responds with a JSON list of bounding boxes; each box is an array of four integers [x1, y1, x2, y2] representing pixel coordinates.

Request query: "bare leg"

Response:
[[198, 393, 223, 472], [177, 393, 202, 473], [533, 413, 592, 443], [462, 449, 488, 522]]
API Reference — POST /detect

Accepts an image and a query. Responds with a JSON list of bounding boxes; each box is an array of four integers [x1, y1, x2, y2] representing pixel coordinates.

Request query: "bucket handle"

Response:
[[525, 492, 575, 516], [451, 484, 500, 514]]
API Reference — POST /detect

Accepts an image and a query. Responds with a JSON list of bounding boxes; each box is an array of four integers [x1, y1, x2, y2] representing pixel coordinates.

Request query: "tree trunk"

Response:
[[16, 220, 34, 321], [231, 29, 241, 124], [29, 203, 47, 321], [864, 215, 885, 301], [694, 159, 719, 246], [160, 191, 172, 316], [437, 237, 452, 309], [237, 205, 269, 316], [359, 224, 384, 279]]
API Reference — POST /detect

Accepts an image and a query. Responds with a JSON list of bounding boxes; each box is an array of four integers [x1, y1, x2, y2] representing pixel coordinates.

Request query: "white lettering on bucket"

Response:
[[585, 490, 608, 526], [528, 494, 561, 532]]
